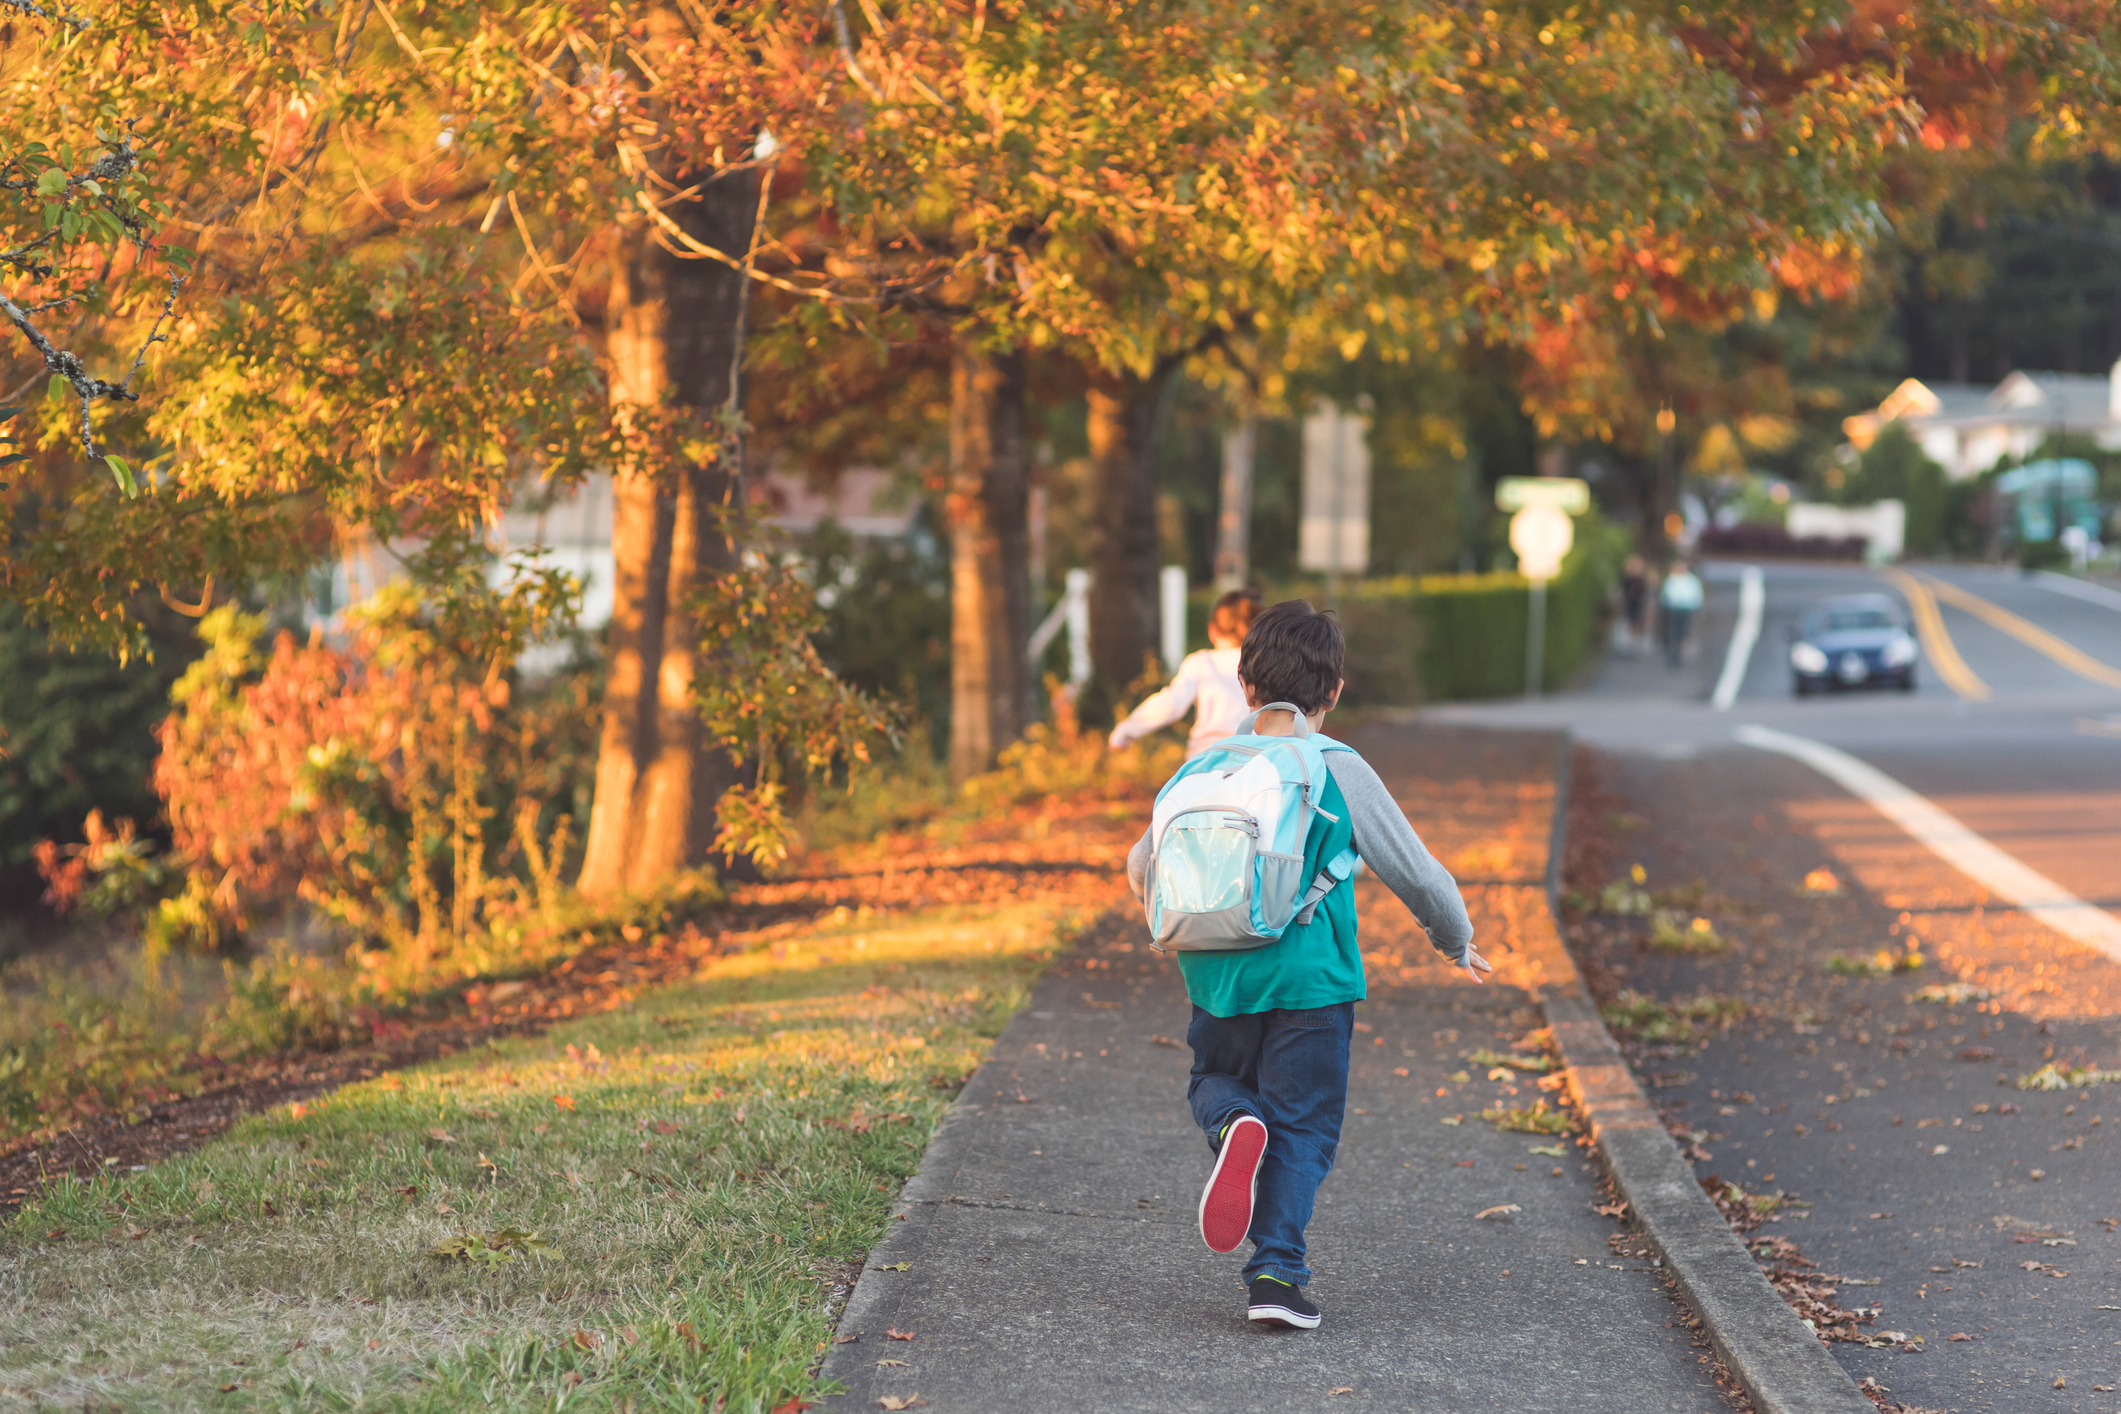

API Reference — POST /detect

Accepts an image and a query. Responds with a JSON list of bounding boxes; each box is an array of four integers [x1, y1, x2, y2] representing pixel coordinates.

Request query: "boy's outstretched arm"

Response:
[[1322, 754, 1488, 982]]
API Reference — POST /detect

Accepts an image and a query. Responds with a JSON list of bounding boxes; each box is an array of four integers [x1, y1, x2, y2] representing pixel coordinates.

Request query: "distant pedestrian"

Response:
[[1127, 601, 1485, 1332], [1108, 588, 1260, 758], [1660, 560, 1703, 667], [1620, 555, 1649, 653]]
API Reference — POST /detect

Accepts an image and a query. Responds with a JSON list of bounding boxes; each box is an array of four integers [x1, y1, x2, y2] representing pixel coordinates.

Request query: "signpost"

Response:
[[1495, 477, 1587, 697], [1300, 400, 1371, 602]]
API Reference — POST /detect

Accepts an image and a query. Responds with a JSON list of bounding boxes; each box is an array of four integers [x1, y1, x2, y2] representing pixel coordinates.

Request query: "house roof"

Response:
[[1988, 371, 2113, 427]]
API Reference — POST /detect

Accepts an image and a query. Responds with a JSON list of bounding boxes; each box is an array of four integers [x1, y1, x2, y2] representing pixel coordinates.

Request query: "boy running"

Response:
[[1108, 588, 1260, 758], [1125, 600, 1487, 1329]]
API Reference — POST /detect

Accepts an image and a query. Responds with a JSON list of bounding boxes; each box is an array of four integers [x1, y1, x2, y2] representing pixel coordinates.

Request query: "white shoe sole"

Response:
[[1247, 1300, 1322, 1330]]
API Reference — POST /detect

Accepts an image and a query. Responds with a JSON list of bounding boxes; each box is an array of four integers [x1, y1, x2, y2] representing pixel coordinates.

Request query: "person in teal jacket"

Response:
[[1127, 600, 1486, 1330]]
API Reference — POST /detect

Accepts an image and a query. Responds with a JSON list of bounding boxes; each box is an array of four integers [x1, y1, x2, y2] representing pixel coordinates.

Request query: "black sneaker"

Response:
[[1246, 1277, 1321, 1329]]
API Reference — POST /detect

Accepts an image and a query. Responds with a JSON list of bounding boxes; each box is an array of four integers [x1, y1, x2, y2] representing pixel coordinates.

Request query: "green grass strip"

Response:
[[1, 900, 1083, 1412]]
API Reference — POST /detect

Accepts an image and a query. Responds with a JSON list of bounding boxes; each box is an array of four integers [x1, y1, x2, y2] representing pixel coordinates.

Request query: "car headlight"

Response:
[[1790, 642, 1829, 673], [1882, 634, 1918, 667]]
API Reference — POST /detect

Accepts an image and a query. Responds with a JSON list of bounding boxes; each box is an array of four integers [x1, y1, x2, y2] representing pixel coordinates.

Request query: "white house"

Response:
[[311, 465, 919, 640], [1842, 359, 2121, 481]]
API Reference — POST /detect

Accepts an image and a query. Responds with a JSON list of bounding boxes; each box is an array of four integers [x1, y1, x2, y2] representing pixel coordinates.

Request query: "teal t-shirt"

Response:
[[1176, 762, 1364, 1018]]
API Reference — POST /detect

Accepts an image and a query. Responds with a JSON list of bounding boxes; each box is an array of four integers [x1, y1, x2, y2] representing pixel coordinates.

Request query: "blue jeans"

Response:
[[1186, 1002, 1353, 1286]]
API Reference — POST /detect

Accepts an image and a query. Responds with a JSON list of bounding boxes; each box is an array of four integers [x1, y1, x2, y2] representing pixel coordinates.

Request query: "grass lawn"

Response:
[[0, 898, 1092, 1413]]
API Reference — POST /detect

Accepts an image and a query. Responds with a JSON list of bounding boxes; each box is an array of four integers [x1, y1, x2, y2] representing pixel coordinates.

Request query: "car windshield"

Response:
[[1811, 608, 1897, 633]]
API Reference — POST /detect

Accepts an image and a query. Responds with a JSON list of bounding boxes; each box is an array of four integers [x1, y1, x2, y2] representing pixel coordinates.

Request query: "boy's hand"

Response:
[[1459, 944, 1493, 985]]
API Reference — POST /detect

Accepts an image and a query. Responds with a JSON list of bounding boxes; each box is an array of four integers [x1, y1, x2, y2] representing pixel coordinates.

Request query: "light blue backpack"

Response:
[[1144, 701, 1360, 952]]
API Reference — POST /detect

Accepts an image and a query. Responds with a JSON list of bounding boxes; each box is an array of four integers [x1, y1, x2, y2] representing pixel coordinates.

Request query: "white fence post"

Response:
[[1160, 565, 1188, 675]]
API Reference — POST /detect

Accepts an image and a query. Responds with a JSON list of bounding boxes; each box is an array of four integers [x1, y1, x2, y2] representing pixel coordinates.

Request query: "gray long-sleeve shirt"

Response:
[[1126, 751, 1475, 962]]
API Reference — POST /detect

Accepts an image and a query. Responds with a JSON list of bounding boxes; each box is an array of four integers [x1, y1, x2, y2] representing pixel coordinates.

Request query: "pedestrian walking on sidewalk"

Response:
[[1620, 554, 1650, 654], [1126, 600, 1486, 1331], [1659, 559, 1703, 667], [1108, 588, 1261, 758]]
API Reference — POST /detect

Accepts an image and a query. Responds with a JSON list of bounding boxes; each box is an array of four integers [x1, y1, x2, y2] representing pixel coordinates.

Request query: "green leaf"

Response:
[[47, 376, 68, 402], [0, 454, 27, 467], [34, 168, 68, 197], [0, 405, 21, 420], [104, 455, 136, 497]]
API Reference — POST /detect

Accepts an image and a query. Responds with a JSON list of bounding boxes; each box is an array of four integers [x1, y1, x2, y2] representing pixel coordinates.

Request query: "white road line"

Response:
[[1735, 724, 2121, 965], [1711, 564, 1764, 711], [2032, 570, 2121, 613]]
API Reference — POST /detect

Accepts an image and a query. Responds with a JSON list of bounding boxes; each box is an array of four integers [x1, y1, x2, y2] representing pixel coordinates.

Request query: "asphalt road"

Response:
[[1430, 561, 2121, 1414]]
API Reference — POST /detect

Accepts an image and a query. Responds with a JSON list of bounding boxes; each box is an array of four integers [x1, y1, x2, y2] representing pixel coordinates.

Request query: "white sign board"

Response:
[[1299, 401, 1370, 574], [1509, 503, 1575, 582]]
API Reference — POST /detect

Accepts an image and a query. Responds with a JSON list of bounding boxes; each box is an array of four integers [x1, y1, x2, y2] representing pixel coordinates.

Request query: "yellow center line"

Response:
[[1877, 567, 1989, 701], [1921, 574, 2121, 693]]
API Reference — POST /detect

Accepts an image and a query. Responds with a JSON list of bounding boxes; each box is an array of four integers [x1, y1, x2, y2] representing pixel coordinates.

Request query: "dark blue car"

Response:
[[1789, 593, 1919, 696]]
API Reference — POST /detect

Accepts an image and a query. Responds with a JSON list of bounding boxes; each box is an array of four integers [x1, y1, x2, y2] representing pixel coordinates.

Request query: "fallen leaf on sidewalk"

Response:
[[1439, 1115, 1463, 1127], [1328, 1388, 1354, 1397], [872, 1262, 910, 1272], [1150, 1035, 1180, 1048], [886, 1327, 915, 1340], [876, 1360, 907, 1367], [1475, 1205, 1521, 1220], [1528, 1145, 1565, 1157], [1592, 1201, 1628, 1218], [877, 1396, 925, 1410], [832, 1333, 861, 1345], [1948, 1333, 1974, 1341]]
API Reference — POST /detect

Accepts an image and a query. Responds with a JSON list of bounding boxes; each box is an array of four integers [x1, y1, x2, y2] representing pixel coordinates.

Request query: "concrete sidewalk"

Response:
[[823, 725, 1730, 1413]]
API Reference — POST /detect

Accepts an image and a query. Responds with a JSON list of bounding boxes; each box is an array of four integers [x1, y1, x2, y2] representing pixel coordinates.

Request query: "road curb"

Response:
[[1538, 734, 1875, 1414]]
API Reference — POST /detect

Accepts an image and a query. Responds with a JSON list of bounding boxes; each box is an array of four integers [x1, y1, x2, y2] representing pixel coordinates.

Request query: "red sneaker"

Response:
[[1198, 1114, 1268, 1253]]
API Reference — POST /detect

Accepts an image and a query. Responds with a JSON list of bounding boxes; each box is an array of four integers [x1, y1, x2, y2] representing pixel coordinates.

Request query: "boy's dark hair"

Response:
[[1208, 588, 1262, 641], [1237, 600, 1345, 713]]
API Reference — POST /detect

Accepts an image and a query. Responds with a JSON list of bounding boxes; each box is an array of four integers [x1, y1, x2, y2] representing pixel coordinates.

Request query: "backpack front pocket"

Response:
[[1154, 811, 1256, 917]]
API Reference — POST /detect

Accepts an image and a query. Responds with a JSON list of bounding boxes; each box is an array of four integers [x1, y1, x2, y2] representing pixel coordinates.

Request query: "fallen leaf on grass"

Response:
[[770, 1401, 812, 1414], [886, 1327, 915, 1341], [877, 1396, 925, 1409], [1475, 1205, 1522, 1221], [44, 1229, 64, 1240], [571, 1329, 599, 1352], [430, 1228, 552, 1265], [553, 1095, 575, 1112], [427, 1128, 457, 1144], [650, 1120, 681, 1135], [218, 1384, 238, 1394]]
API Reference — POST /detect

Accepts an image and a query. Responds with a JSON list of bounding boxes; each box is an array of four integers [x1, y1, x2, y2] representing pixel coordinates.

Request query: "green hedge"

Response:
[[1178, 516, 1621, 706]]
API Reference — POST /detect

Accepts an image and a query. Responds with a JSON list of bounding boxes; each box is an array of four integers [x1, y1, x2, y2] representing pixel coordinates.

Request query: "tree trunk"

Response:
[[577, 163, 762, 898], [946, 342, 1031, 781], [1085, 365, 1175, 714]]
